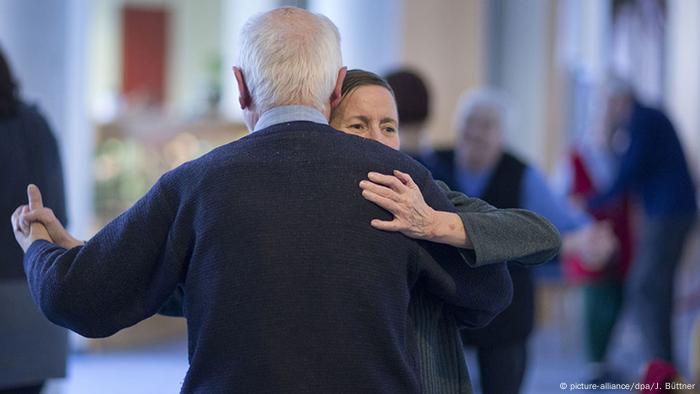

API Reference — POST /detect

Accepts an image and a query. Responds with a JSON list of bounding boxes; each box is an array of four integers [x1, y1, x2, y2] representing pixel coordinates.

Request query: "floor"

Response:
[[44, 341, 188, 394], [41, 252, 699, 394], [41, 311, 639, 394]]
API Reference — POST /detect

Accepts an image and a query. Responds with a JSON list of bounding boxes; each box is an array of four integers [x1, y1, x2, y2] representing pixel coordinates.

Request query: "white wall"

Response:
[[488, 0, 552, 168], [219, 0, 279, 122], [400, 0, 486, 147], [666, 0, 700, 178], [308, 0, 402, 74]]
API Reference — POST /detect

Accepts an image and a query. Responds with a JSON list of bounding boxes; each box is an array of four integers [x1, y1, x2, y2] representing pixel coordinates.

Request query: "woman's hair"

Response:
[[331, 69, 394, 121], [340, 69, 394, 98], [0, 47, 19, 118]]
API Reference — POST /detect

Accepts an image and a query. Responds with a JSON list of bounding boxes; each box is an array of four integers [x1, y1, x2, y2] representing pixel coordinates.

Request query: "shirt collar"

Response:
[[253, 105, 329, 132]]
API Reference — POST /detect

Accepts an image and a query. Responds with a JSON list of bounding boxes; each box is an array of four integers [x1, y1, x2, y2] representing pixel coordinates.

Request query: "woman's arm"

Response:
[[359, 171, 471, 247], [390, 169, 513, 329], [360, 170, 561, 267]]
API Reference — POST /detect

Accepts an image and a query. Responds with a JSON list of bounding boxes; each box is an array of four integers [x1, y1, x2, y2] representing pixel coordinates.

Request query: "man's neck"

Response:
[[252, 105, 330, 131]]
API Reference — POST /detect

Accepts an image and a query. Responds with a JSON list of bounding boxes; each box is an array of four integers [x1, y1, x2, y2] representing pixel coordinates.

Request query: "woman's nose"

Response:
[[369, 127, 383, 141]]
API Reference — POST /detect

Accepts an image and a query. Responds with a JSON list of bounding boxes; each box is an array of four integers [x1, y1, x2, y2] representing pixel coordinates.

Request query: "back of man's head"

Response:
[[238, 7, 342, 114]]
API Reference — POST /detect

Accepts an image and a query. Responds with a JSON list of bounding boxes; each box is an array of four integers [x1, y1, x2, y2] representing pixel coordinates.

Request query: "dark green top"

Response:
[[415, 180, 560, 393]]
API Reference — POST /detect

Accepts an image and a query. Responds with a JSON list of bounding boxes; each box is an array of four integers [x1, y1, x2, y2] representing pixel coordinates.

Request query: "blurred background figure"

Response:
[[383, 68, 456, 183], [0, 48, 68, 394], [453, 88, 616, 394], [588, 78, 697, 369], [557, 126, 637, 384]]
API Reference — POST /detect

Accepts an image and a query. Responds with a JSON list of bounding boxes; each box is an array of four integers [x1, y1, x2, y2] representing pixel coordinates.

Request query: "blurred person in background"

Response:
[[561, 149, 636, 382], [330, 68, 561, 393], [454, 88, 617, 394], [384, 69, 456, 186], [0, 48, 68, 394], [556, 108, 638, 383], [588, 78, 697, 368]]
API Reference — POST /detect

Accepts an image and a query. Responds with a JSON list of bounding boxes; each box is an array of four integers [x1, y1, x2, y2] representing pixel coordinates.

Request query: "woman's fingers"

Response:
[[359, 180, 402, 202], [21, 207, 54, 225], [370, 219, 403, 232], [361, 189, 400, 214], [20, 206, 31, 232], [367, 172, 406, 192], [392, 170, 417, 188], [11, 205, 26, 234]]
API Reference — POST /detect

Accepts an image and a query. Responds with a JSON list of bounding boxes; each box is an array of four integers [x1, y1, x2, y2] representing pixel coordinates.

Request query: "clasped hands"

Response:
[[10, 184, 83, 253]]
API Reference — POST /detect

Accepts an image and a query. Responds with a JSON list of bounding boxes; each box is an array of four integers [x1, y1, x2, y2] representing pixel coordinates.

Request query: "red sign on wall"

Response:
[[121, 6, 169, 106]]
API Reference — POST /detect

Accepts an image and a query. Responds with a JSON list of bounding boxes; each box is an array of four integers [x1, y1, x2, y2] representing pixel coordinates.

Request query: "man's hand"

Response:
[[19, 184, 84, 250], [11, 184, 53, 253]]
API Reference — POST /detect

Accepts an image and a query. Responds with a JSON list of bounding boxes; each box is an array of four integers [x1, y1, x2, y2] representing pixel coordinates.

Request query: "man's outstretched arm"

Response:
[[13, 178, 189, 338]]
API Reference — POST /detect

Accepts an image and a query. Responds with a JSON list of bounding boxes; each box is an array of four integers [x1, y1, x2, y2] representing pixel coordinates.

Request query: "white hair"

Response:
[[238, 7, 342, 114], [453, 88, 512, 135]]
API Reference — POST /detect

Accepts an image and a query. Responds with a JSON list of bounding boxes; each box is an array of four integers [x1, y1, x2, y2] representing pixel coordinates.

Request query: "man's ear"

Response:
[[233, 66, 251, 110], [330, 67, 347, 109]]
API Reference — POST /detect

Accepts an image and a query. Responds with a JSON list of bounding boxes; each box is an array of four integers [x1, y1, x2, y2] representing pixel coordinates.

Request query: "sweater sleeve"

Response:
[[414, 175, 513, 329], [588, 114, 653, 209], [22, 176, 189, 337], [435, 180, 561, 267]]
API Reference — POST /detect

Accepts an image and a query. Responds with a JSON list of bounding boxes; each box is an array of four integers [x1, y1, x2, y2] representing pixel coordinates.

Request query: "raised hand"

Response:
[[11, 184, 52, 252], [359, 170, 470, 247], [20, 184, 83, 250], [359, 170, 439, 239]]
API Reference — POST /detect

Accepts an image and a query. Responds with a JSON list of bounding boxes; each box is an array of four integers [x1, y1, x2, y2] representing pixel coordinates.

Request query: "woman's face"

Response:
[[330, 85, 400, 150]]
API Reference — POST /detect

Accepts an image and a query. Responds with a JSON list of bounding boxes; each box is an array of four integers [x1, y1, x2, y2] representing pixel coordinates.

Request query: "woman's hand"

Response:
[[359, 170, 469, 248], [359, 170, 438, 239]]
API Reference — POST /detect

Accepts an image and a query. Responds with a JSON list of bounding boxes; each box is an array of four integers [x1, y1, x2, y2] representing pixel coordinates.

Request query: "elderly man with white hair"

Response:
[[11, 7, 513, 393]]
